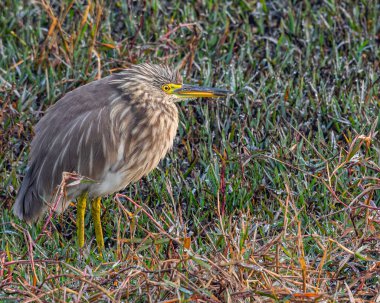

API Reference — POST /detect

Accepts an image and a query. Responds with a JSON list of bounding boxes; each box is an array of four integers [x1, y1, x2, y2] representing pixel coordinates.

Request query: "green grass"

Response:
[[1, 0, 379, 302]]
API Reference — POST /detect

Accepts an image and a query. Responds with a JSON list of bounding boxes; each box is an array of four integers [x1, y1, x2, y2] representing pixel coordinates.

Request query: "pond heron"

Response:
[[13, 63, 230, 252]]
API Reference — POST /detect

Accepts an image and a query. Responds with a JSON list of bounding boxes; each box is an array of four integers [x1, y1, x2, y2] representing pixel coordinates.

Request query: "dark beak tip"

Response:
[[217, 89, 233, 96], [205, 88, 233, 97]]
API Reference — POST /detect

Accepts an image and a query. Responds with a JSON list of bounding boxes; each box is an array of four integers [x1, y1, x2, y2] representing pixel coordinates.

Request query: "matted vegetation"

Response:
[[1, 0, 379, 302]]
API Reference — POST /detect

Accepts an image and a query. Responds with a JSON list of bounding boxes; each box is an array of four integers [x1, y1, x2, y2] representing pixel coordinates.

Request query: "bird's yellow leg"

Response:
[[91, 197, 104, 253], [77, 192, 87, 248]]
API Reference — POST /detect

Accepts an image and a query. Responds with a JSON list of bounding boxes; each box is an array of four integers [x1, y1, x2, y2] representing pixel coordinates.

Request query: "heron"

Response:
[[13, 63, 230, 252]]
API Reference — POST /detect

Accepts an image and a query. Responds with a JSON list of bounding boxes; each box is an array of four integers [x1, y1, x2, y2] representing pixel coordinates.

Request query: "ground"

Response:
[[0, 0, 379, 302]]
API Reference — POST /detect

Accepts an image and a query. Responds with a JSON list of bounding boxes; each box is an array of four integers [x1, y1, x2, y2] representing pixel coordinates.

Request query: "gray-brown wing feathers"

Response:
[[13, 162, 40, 222], [14, 75, 123, 222]]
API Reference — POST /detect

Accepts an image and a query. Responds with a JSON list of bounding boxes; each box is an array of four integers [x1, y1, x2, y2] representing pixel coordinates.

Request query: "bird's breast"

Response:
[[125, 106, 179, 180], [94, 104, 178, 196]]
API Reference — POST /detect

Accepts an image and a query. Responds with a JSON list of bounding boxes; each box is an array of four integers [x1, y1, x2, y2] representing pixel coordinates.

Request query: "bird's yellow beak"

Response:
[[173, 84, 232, 98]]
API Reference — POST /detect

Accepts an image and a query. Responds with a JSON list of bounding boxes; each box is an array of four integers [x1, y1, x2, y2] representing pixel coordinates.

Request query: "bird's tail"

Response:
[[13, 164, 44, 223]]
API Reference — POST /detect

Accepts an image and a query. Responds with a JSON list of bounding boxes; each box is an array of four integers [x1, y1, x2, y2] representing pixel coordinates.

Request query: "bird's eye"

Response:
[[162, 85, 170, 92]]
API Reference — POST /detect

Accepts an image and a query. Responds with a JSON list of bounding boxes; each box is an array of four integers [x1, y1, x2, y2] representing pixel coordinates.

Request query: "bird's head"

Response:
[[115, 63, 231, 104]]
